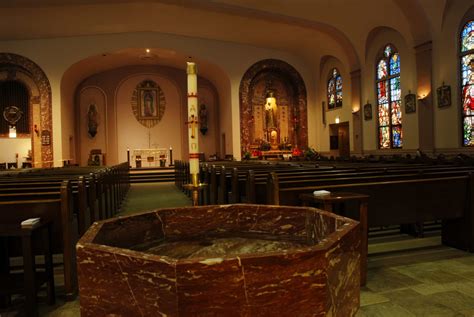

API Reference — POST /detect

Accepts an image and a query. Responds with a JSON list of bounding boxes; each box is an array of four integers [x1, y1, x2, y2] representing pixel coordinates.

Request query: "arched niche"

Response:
[[239, 59, 308, 154], [0, 53, 53, 167]]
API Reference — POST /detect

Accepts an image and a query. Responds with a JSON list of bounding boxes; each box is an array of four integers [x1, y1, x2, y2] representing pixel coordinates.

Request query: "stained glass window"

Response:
[[327, 68, 342, 109], [461, 21, 474, 146], [376, 44, 402, 149]]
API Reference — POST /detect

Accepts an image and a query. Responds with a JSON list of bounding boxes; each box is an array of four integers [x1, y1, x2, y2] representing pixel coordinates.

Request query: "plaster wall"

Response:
[[0, 138, 30, 165], [116, 74, 182, 165], [318, 57, 354, 153], [78, 87, 107, 165]]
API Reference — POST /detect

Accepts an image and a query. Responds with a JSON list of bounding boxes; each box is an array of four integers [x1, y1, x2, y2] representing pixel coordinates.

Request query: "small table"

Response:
[[300, 192, 369, 286], [0, 220, 55, 316]]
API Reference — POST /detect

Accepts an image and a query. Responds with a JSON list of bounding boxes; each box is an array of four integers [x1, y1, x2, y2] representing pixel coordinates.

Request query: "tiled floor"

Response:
[[358, 236, 474, 317]]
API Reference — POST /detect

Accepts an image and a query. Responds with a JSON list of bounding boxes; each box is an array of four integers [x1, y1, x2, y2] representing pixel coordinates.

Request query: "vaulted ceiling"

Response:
[[0, 0, 443, 65]]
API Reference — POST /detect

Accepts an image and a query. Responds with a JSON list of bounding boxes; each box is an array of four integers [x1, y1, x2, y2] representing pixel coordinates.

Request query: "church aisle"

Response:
[[118, 182, 192, 215]]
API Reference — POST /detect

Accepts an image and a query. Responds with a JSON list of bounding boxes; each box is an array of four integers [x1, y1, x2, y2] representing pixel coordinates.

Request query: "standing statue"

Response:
[[264, 91, 277, 129], [87, 104, 98, 138]]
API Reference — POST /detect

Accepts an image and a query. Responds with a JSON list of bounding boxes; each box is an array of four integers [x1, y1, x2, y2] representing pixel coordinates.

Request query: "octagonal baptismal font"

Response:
[[77, 204, 360, 316]]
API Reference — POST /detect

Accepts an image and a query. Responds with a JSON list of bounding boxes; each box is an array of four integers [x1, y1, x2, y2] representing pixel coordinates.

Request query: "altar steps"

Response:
[[129, 167, 175, 183]]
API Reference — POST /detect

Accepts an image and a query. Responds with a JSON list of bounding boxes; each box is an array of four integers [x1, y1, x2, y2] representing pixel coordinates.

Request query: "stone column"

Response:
[[350, 69, 363, 155], [415, 41, 434, 153]]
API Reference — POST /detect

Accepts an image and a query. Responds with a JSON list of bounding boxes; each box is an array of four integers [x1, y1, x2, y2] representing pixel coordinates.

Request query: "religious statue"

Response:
[[87, 103, 98, 138], [264, 91, 277, 129]]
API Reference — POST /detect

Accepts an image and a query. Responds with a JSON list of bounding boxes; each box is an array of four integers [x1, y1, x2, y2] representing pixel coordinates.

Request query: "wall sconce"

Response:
[[417, 94, 428, 107], [352, 104, 360, 114], [34, 124, 39, 136], [335, 116, 340, 124]]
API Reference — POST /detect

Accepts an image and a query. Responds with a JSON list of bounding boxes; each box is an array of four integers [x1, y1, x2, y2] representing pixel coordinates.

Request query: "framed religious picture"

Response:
[[138, 85, 160, 120], [437, 84, 451, 108], [363, 103, 372, 121], [405, 93, 416, 113], [41, 130, 51, 146]]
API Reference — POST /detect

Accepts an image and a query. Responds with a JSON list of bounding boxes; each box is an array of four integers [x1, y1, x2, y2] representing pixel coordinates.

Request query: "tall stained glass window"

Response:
[[376, 44, 402, 148], [327, 68, 342, 109], [461, 21, 474, 146]]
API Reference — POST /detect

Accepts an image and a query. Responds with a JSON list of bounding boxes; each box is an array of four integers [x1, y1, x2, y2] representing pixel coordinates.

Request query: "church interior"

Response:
[[2, 0, 474, 316]]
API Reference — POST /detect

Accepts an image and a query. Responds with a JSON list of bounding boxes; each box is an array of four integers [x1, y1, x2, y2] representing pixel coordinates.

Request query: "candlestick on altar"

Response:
[[183, 61, 207, 206], [169, 146, 174, 167]]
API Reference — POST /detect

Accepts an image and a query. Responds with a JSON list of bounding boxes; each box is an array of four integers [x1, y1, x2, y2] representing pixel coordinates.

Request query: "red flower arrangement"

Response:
[[292, 147, 303, 157]]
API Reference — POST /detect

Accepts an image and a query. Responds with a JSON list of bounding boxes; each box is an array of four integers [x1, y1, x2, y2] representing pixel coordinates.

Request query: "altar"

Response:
[[132, 148, 168, 168], [261, 150, 292, 160]]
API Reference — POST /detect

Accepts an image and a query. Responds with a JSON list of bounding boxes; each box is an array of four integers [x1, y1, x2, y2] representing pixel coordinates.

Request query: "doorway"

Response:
[[329, 121, 350, 158]]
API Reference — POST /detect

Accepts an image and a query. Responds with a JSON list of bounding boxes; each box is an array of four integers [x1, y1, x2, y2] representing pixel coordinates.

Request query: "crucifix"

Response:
[[186, 114, 199, 139]]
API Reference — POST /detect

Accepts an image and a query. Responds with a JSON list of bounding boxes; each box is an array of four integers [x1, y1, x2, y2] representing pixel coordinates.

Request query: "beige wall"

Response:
[[0, 138, 30, 166], [75, 65, 221, 165], [116, 74, 182, 164], [318, 57, 354, 153], [78, 87, 107, 165]]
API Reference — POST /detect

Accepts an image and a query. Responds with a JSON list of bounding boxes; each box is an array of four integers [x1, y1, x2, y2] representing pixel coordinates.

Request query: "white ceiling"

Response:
[[2, 0, 454, 87]]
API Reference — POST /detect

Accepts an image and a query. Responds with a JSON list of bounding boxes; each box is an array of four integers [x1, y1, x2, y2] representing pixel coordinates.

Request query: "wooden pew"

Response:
[[0, 180, 78, 299], [268, 172, 474, 252], [0, 178, 92, 236]]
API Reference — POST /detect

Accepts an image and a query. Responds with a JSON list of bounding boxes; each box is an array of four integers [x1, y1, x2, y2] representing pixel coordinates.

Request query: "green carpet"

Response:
[[118, 182, 192, 215]]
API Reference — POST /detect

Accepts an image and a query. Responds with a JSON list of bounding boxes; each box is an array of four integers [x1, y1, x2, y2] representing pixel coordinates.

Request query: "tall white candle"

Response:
[[187, 62, 199, 181]]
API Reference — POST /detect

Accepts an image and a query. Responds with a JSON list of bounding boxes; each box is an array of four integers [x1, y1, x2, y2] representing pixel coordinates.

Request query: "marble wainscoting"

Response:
[[77, 204, 360, 316]]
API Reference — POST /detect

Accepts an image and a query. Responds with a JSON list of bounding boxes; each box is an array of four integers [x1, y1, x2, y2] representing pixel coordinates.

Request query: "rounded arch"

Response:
[[239, 58, 308, 153], [392, 0, 432, 45], [0, 52, 52, 167]]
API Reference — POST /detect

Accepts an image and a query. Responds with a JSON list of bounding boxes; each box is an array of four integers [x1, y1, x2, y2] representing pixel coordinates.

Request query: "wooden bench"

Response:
[[268, 173, 474, 252], [0, 180, 78, 299]]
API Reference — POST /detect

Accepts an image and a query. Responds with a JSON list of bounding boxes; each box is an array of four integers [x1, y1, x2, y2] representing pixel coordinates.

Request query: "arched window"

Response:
[[376, 44, 402, 149], [327, 68, 342, 109], [461, 20, 474, 146]]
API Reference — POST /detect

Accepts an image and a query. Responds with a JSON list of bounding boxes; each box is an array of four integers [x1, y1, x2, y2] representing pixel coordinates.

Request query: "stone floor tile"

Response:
[[358, 302, 415, 317], [383, 289, 458, 317], [392, 267, 465, 284], [360, 290, 390, 307], [456, 307, 474, 316], [365, 268, 422, 292], [427, 291, 474, 312]]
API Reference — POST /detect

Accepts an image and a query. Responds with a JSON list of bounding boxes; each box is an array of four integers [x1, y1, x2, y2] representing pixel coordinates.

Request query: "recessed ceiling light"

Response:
[[146, 49, 150, 53]]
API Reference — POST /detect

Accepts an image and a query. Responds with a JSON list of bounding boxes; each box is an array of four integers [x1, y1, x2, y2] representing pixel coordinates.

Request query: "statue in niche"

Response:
[[264, 91, 277, 129], [87, 103, 98, 138]]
